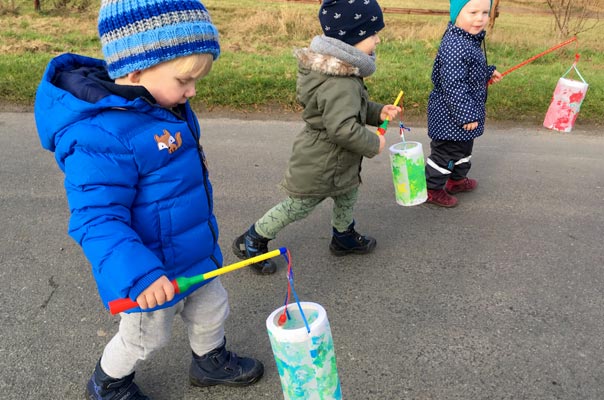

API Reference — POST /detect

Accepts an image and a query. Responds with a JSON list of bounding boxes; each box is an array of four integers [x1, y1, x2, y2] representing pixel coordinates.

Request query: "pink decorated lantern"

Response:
[[543, 58, 588, 133]]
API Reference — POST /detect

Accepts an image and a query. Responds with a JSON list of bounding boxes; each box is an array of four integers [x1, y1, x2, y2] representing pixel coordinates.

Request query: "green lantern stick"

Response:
[[108, 247, 287, 314]]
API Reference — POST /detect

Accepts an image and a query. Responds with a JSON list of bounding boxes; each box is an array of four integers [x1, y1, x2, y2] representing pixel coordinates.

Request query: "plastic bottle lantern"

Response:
[[389, 141, 427, 206], [543, 56, 588, 133], [266, 302, 341, 400]]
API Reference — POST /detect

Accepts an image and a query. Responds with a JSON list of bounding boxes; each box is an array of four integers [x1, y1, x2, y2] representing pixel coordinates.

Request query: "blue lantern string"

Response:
[[278, 250, 311, 334]]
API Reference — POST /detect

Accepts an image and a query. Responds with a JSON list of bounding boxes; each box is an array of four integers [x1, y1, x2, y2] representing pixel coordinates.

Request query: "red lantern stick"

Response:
[[488, 36, 577, 85]]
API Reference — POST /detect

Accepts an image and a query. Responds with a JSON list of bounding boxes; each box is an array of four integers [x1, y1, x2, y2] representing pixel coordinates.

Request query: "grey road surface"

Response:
[[1, 112, 603, 400]]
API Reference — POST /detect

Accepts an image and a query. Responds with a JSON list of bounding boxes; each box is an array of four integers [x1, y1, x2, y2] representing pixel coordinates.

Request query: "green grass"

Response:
[[1, 0, 602, 124]]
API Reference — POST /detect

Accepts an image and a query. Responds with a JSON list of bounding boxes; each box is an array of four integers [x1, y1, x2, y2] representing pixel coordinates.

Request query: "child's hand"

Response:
[[378, 134, 386, 154], [380, 105, 402, 122], [490, 70, 503, 84], [136, 275, 175, 309], [463, 122, 478, 131]]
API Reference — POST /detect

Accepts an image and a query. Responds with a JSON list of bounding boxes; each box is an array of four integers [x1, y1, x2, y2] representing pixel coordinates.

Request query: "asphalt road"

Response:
[[1, 112, 603, 400]]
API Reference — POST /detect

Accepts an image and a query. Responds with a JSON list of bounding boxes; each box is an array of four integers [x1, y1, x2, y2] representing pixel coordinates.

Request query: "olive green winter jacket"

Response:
[[280, 48, 384, 198]]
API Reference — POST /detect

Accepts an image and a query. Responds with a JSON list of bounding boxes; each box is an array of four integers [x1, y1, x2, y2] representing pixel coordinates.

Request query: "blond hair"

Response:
[[171, 53, 214, 79]]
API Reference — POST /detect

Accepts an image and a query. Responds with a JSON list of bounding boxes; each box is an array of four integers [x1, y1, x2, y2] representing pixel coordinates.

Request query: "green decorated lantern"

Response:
[[389, 142, 427, 206]]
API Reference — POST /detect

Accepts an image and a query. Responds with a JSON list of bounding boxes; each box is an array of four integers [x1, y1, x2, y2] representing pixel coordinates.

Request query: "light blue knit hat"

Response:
[[450, 0, 492, 23], [98, 0, 220, 79]]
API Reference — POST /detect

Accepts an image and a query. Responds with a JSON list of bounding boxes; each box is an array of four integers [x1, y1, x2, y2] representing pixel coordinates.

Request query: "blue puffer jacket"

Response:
[[34, 53, 222, 312], [427, 23, 496, 141]]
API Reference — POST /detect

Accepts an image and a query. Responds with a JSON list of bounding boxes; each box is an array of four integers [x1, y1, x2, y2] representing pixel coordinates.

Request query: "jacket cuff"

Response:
[[367, 101, 384, 127], [488, 65, 497, 79], [128, 268, 167, 301]]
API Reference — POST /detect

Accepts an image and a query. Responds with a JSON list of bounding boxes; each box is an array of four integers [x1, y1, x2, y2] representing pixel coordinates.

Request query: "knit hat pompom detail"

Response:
[[318, 0, 385, 46], [98, 0, 220, 79]]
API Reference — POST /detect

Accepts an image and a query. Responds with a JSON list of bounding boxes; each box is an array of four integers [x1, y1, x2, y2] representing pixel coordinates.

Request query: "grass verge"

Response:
[[0, 0, 602, 125]]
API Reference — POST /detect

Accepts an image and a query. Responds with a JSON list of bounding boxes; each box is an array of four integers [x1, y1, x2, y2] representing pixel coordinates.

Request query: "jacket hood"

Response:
[[294, 47, 360, 77], [34, 53, 151, 152], [294, 47, 364, 109]]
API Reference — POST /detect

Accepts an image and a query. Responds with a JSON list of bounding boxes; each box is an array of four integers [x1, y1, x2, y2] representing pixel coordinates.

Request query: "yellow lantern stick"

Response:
[[108, 248, 287, 314], [376, 90, 404, 136]]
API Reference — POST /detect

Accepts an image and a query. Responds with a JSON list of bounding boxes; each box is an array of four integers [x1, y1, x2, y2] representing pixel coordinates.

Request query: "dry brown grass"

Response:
[[3, 13, 99, 55], [2, 0, 601, 56], [209, 1, 602, 51], [211, 7, 320, 53]]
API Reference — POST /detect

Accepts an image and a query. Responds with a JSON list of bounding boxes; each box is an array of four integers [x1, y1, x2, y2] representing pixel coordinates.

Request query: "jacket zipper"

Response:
[[184, 110, 218, 246]]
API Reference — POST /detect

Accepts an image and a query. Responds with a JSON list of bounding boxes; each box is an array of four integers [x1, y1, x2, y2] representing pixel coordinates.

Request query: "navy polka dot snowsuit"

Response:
[[425, 22, 496, 189]]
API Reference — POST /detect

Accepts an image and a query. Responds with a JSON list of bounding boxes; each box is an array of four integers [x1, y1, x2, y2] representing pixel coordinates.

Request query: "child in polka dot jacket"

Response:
[[425, 0, 503, 207]]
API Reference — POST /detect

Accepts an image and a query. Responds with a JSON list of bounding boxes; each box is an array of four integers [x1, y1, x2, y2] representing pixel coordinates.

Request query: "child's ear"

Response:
[[127, 70, 142, 83]]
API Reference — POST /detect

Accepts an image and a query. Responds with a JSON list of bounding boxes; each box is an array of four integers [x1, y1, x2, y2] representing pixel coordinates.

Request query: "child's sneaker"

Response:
[[85, 360, 149, 400], [329, 221, 376, 256], [427, 189, 458, 207], [189, 338, 264, 387], [445, 177, 478, 194], [232, 224, 277, 274]]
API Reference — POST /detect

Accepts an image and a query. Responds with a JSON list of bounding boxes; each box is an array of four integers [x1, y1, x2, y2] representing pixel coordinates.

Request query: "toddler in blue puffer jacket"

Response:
[[34, 0, 263, 398]]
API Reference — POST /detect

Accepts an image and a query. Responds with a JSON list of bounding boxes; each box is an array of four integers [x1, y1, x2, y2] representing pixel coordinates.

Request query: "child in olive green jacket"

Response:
[[232, 0, 401, 273]]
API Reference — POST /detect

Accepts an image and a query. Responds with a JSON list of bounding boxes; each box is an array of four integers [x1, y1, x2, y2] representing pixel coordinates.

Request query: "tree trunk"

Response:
[[488, 0, 501, 31]]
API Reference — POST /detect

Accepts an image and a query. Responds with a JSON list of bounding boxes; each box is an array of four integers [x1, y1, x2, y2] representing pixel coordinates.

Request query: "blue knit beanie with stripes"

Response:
[[98, 0, 220, 79]]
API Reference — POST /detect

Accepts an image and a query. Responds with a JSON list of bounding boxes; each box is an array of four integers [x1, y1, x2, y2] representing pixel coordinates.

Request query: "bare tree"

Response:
[[545, 0, 601, 37]]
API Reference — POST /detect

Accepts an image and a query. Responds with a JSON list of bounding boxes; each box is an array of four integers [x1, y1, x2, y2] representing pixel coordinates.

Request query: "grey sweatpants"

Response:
[[100, 278, 229, 379]]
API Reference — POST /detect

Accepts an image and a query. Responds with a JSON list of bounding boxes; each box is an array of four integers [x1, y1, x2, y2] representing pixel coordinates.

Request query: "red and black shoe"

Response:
[[427, 189, 458, 208], [445, 177, 478, 194]]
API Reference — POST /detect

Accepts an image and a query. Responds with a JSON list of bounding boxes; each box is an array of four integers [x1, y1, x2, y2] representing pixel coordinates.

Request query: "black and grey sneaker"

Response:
[[189, 338, 264, 387], [85, 359, 149, 400], [329, 221, 376, 256], [232, 224, 277, 274]]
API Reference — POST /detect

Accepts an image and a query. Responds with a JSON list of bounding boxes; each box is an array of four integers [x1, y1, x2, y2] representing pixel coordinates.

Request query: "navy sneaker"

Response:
[[85, 360, 149, 400], [329, 221, 376, 256], [232, 224, 277, 274], [189, 338, 264, 387]]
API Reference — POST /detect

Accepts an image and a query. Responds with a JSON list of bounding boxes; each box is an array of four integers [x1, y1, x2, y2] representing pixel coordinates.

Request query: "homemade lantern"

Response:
[[266, 251, 341, 400], [543, 55, 588, 132], [389, 141, 427, 206]]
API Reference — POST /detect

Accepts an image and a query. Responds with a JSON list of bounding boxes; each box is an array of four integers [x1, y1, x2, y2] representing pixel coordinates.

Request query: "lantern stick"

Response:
[[376, 90, 404, 136], [489, 36, 577, 85], [108, 247, 287, 314]]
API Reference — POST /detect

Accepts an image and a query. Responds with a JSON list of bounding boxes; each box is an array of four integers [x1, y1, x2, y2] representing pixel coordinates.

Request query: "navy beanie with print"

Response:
[[98, 0, 220, 79], [319, 0, 385, 46]]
